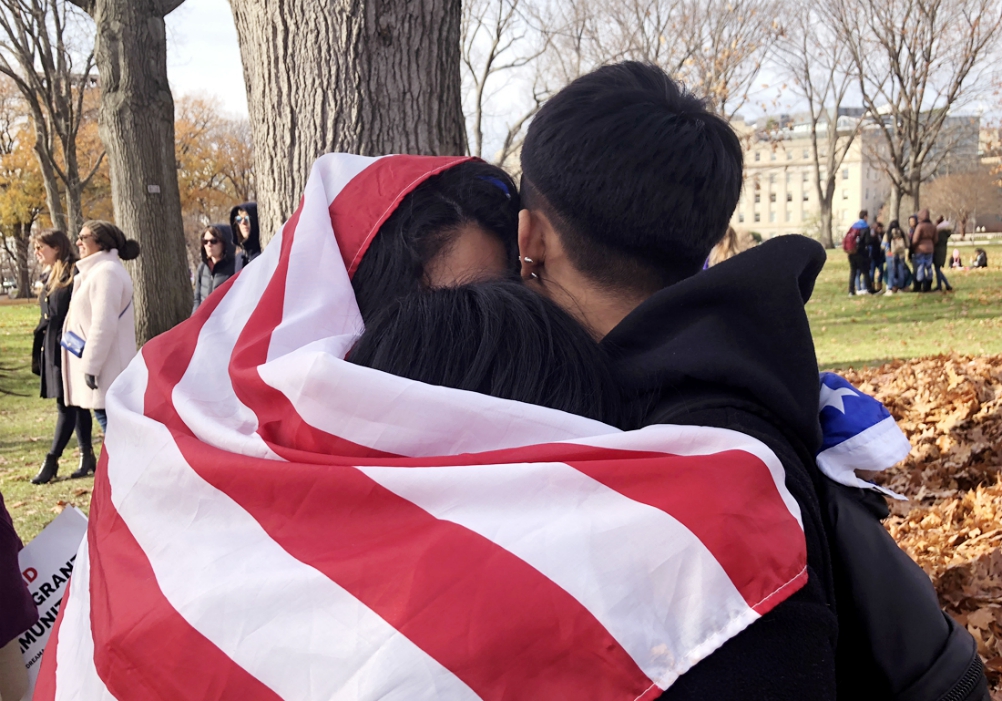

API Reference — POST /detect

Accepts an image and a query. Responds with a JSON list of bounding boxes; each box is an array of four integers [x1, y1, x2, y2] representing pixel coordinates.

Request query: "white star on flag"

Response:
[[819, 383, 858, 414]]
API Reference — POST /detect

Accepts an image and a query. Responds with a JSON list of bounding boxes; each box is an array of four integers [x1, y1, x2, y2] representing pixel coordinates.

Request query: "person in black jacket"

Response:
[[192, 224, 239, 312], [230, 201, 261, 263], [516, 61, 988, 700], [30, 229, 95, 485]]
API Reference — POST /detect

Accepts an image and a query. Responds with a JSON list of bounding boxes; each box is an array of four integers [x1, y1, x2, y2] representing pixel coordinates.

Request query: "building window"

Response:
[[787, 150, 793, 160], [786, 211, 792, 222], [865, 188, 869, 200], [769, 211, 776, 223], [803, 149, 809, 159], [786, 192, 793, 202], [754, 193, 761, 204], [770, 193, 777, 203], [755, 152, 761, 161], [754, 212, 761, 223], [770, 151, 776, 161], [842, 168, 849, 180], [786, 172, 793, 183], [802, 172, 809, 182], [803, 192, 809, 202], [842, 188, 849, 200], [738, 212, 745, 223], [769, 174, 776, 184]]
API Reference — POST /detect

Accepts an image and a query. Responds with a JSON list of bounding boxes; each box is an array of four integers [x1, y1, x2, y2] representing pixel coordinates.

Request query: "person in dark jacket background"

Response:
[[229, 201, 261, 263], [911, 209, 938, 292], [192, 224, 238, 312], [30, 229, 94, 485], [933, 216, 953, 292]]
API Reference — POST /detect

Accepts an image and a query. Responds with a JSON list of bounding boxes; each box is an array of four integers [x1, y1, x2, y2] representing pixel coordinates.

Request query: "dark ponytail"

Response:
[[349, 279, 630, 427], [82, 220, 141, 260]]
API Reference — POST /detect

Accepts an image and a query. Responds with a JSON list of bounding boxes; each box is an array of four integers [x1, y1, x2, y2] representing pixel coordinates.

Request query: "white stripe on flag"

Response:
[[53, 538, 117, 701], [172, 233, 282, 460], [258, 346, 618, 456], [564, 425, 803, 528], [106, 359, 481, 701], [358, 460, 756, 689], [267, 154, 377, 362]]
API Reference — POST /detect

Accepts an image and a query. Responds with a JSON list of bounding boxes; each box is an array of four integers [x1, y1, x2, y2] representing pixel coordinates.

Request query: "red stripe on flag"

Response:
[[181, 447, 658, 701], [569, 451, 807, 614], [227, 196, 394, 459], [87, 450, 281, 701], [331, 155, 474, 277]]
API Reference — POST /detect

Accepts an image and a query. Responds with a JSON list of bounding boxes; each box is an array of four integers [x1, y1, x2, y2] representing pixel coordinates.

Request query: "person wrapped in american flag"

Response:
[[33, 150, 812, 700]]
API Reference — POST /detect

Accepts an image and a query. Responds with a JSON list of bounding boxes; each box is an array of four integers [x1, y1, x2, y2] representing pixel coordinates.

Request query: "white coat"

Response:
[[61, 249, 137, 409]]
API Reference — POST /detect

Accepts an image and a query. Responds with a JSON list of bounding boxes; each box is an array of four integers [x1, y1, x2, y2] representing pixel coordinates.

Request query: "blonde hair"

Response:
[[708, 227, 741, 267], [33, 229, 77, 294]]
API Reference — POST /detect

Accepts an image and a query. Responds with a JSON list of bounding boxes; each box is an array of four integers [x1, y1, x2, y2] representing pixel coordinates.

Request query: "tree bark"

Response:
[[70, 0, 192, 344], [11, 220, 32, 298], [229, 0, 467, 243]]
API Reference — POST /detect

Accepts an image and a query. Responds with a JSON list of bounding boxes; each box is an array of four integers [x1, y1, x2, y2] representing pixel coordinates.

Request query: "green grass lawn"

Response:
[[2, 245, 1001, 542], [809, 245, 1002, 369], [1, 299, 98, 542]]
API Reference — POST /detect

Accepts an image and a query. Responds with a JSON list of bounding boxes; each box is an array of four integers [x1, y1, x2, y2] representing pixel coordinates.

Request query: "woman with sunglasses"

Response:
[[229, 202, 261, 264], [192, 224, 239, 312], [61, 221, 140, 442], [29, 229, 96, 484]]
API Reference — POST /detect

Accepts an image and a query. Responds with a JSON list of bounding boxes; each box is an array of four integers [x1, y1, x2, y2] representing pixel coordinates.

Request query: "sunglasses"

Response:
[[77, 234, 94, 242], [203, 238, 220, 246], [235, 215, 250, 224]]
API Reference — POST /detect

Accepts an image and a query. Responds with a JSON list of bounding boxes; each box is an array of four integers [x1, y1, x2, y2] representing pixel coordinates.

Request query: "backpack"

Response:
[[843, 227, 865, 254]]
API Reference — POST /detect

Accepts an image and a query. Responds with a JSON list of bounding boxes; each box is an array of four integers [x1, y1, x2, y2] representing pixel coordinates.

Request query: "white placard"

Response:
[[16, 507, 88, 694]]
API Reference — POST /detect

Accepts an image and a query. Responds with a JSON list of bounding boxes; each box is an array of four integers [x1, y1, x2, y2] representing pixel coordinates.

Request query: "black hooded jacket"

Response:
[[602, 235, 837, 700], [602, 234, 989, 701], [229, 201, 261, 260], [193, 224, 238, 312]]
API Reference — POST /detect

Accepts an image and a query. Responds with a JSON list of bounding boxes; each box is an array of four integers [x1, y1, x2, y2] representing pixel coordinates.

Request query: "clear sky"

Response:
[[165, 0, 248, 118]]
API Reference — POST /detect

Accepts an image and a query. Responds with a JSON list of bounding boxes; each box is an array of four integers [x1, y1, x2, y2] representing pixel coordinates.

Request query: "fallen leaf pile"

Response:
[[842, 355, 1002, 692]]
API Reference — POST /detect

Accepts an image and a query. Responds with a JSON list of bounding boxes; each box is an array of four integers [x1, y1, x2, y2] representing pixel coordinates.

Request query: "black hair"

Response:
[[859, 210, 868, 219], [348, 279, 630, 427], [520, 61, 743, 294], [83, 220, 141, 261], [351, 161, 521, 322], [199, 224, 236, 264]]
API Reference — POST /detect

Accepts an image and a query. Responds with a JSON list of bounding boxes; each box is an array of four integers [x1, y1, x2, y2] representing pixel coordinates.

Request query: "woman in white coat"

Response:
[[61, 221, 140, 448]]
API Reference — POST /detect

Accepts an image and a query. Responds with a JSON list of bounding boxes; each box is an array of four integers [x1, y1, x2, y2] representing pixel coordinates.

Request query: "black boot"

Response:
[[70, 445, 96, 479], [922, 279, 933, 292], [31, 454, 59, 485]]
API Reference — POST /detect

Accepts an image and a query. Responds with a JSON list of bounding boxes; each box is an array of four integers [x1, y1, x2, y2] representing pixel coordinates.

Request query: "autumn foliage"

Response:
[[844, 355, 1002, 692]]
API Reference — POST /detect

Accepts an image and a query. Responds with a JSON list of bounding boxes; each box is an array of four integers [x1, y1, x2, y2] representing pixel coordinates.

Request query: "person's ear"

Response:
[[518, 208, 548, 281]]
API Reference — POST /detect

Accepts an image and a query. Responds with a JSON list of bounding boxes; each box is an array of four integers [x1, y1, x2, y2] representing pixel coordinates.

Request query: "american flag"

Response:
[[35, 154, 808, 700]]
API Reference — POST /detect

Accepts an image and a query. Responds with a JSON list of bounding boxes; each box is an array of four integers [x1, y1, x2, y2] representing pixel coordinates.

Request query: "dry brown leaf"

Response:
[[844, 354, 1002, 693]]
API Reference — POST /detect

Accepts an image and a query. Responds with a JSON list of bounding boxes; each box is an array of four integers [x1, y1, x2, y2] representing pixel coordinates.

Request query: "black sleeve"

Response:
[[658, 581, 837, 701]]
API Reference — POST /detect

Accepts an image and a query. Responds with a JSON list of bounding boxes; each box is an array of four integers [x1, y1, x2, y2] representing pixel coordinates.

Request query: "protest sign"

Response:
[[16, 507, 87, 694]]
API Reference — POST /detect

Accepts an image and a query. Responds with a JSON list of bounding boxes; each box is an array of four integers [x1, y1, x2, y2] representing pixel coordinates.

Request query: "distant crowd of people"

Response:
[[843, 208, 988, 297]]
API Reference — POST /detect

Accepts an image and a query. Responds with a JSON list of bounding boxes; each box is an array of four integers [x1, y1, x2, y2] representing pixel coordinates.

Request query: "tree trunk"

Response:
[[229, 0, 467, 243], [31, 120, 67, 233], [12, 220, 32, 298], [75, 0, 192, 344], [888, 186, 902, 226], [818, 205, 834, 249]]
